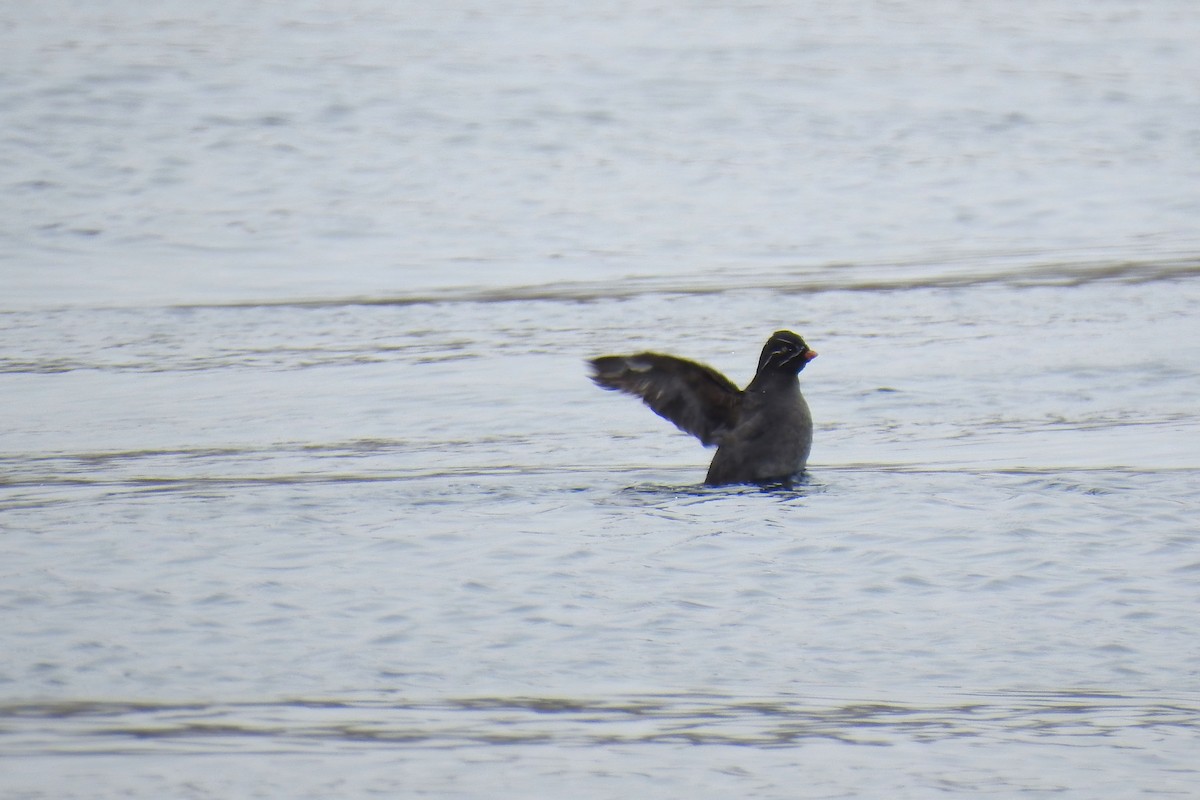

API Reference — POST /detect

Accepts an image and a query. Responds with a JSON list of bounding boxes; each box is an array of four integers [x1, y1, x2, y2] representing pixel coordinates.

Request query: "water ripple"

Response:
[[3, 690, 1197, 755]]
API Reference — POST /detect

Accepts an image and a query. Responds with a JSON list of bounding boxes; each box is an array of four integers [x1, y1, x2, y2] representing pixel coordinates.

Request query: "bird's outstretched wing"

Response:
[[589, 353, 742, 446]]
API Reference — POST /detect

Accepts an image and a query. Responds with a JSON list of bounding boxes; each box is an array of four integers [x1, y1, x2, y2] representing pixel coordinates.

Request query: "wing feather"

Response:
[[588, 353, 742, 446]]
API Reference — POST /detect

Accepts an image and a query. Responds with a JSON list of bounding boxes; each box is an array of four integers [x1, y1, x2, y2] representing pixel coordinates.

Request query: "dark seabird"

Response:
[[589, 330, 817, 486]]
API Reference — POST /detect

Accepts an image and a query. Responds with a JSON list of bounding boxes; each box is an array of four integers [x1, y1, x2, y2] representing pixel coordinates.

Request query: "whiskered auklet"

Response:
[[589, 330, 817, 486]]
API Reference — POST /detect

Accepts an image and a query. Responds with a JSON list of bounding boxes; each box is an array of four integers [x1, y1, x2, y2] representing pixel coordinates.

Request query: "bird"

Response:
[[588, 330, 817, 486]]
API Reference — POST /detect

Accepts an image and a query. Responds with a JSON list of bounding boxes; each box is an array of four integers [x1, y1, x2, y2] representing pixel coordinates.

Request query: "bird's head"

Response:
[[756, 330, 817, 375]]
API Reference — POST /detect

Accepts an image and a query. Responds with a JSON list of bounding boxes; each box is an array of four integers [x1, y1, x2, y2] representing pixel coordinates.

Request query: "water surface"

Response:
[[2, 2, 1200, 798]]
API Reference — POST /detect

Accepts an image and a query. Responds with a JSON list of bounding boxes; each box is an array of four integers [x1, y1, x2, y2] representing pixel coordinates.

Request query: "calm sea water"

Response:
[[3, 2, 1200, 798]]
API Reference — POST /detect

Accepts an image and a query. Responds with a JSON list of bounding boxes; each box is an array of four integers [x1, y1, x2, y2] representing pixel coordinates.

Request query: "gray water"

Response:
[[3, 2, 1200, 798]]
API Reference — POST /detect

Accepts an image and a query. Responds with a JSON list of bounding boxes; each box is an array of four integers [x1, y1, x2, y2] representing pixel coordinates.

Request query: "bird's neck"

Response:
[[746, 370, 798, 394]]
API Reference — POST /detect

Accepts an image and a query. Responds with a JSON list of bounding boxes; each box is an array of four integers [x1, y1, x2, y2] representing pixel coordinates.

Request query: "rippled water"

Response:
[[3, 2, 1200, 798]]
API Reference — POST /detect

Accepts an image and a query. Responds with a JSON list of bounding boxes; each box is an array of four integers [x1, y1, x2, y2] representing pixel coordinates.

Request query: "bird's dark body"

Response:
[[589, 331, 817, 486]]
